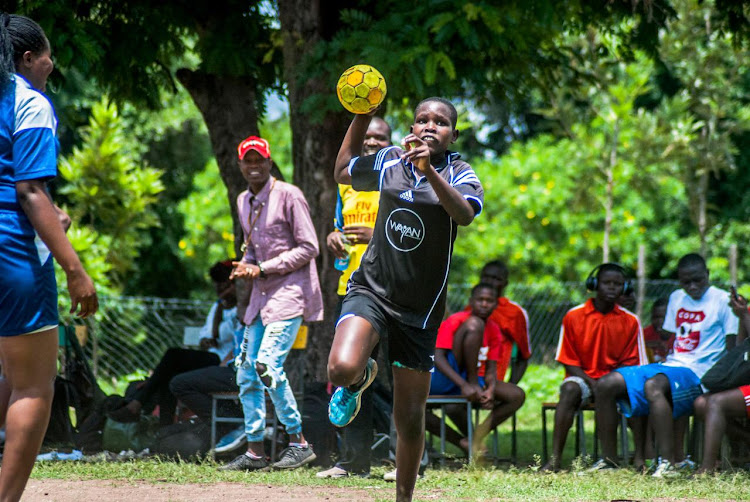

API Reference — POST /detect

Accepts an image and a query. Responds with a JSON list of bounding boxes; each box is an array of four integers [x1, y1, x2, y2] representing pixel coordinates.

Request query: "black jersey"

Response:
[[346, 146, 484, 329]]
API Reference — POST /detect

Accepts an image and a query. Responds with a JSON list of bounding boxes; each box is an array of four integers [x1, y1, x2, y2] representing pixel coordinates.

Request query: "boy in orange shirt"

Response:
[[542, 263, 646, 471]]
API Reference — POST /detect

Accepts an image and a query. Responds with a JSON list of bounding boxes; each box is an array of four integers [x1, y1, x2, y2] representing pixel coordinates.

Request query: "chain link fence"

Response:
[[70, 280, 682, 382]]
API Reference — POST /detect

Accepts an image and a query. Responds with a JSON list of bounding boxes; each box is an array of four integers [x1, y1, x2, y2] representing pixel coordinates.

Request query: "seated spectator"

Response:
[[617, 288, 636, 312], [169, 323, 246, 453], [594, 254, 738, 477], [426, 283, 504, 453], [693, 290, 750, 473], [541, 263, 646, 472], [108, 261, 240, 425], [643, 298, 673, 363], [477, 260, 531, 403]]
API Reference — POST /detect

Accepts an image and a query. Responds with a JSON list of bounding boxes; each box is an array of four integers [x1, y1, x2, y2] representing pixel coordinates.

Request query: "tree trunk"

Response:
[[603, 119, 618, 264], [176, 69, 263, 254], [278, 0, 353, 381]]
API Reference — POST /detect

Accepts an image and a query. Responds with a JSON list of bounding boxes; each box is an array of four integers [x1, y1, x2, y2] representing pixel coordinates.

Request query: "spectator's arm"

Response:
[[434, 348, 481, 402], [260, 192, 319, 276], [509, 357, 528, 385], [729, 295, 749, 346], [480, 360, 497, 409]]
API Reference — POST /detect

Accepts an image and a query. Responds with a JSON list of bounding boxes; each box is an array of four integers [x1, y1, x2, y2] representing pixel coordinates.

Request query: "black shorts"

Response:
[[339, 291, 437, 372]]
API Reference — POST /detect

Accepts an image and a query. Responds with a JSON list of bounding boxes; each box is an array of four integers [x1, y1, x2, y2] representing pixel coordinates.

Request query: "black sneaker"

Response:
[[272, 445, 317, 469], [219, 453, 269, 471]]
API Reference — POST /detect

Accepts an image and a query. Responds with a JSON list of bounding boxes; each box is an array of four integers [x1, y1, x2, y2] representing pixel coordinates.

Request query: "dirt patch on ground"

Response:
[[23, 479, 381, 502]]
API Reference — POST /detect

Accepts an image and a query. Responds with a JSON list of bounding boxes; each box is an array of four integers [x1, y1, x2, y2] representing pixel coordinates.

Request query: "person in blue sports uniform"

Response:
[[0, 14, 98, 501], [328, 98, 483, 502]]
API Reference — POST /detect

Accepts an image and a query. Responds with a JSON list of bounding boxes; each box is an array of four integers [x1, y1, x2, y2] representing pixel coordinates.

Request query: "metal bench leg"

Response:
[[466, 401, 473, 462], [542, 407, 549, 464], [576, 410, 584, 458], [440, 406, 447, 467], [211, 395, 218, 460], [620, 414, 628, 463]]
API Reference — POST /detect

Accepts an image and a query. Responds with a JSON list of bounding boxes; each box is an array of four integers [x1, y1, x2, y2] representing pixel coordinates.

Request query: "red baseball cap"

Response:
[[238, 136, 271, 159]]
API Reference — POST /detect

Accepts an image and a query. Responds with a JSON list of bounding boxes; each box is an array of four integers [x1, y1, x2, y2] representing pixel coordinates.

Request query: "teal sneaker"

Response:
[[328, 358, 378, 427]]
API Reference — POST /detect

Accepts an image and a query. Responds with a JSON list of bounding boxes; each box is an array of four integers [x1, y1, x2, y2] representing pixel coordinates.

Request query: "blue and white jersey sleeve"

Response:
[[13, 76, 57, 183], [348, 146, 402, 192], [449, 160, 484, 215]]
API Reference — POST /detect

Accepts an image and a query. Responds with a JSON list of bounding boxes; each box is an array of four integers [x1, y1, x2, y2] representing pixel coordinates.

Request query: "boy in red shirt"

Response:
[[643, 297, 673, 363], [426, 283, 503, 452], [542, 263, 646, 471]]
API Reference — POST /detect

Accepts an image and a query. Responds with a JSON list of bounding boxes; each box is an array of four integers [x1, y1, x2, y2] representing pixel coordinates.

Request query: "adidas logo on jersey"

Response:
[[399, 190, 414, 202]]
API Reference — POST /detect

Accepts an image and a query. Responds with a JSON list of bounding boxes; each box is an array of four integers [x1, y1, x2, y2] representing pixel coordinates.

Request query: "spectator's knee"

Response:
[[644, 374, 668, 403], [693, 394, 708, 420], [593, 372, 620, 401], [255, 361, 274, 389], [510, 385, 526, 409], [558, 381, 581, 409], [462, 315, 485, 334]]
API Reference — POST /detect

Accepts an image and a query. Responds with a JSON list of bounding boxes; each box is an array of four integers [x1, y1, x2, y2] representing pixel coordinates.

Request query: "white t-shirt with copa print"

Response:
[[662, 285, 738, 379], [345, 146, 483, 330]]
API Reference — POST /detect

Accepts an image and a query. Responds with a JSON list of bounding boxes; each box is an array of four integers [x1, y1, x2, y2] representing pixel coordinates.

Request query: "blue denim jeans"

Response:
[[236, 315, 303, 442]]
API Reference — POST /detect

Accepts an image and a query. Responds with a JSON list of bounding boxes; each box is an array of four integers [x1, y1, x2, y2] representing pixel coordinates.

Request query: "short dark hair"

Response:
[[471, 282, 498, 297], [677, 253, 707, 272], [596, 263, 628, 284], [371, 116, 392, 139], [652, 297, 669, 310], [209, 260, 234, 283], [482, 259, 509, 279], [0, 14, 48, 86], [415, 97, 458, 129]]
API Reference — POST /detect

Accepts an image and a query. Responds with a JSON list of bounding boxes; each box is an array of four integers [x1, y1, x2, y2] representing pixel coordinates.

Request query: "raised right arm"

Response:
[[334, 114, 373, 185]]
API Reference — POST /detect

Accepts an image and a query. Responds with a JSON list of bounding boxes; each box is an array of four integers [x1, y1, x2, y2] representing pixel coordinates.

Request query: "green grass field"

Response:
[[29, 364, 750, 501]]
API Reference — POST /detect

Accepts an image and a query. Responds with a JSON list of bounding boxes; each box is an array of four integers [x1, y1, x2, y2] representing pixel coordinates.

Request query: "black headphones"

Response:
[[585, 263, 633, 295]]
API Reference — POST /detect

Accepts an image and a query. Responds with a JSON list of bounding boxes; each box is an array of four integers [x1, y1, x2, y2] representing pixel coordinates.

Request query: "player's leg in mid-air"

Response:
[[327, 314, 380, 427]]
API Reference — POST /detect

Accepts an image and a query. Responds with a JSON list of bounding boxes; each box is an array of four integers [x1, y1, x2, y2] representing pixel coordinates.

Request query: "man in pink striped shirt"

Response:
[[220, 135, 323, 472]]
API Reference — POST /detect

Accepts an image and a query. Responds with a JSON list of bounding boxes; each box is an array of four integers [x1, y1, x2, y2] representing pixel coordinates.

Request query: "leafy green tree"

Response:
[[57, 99, 164, 296], [654, 0, 750, 256]]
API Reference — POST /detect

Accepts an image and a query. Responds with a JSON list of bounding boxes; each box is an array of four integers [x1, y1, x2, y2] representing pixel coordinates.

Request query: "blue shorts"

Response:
[[429, 352, 485, 395], [615, 363, 702, 419], [0, 210, 58, 336]]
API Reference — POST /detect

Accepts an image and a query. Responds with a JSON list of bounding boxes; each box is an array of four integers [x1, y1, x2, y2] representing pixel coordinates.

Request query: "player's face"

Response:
[[596, 270, 625, 303], [470, 288, 497, 319], [23, 43, 54, 92], [214, 280, 237, 308], [239, 150, 272, 192], [617, 291, 636, 311], [363, 120, 391, 156], [678, 264, 710, 300], [480, 265, 507, 297], [651, 305, 667, 330], [411, 101, 457, 158]]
